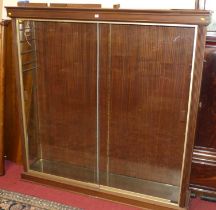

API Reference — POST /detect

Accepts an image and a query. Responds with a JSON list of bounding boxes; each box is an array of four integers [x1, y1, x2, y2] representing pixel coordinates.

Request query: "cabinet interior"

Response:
[[17, 19, 196, 205]]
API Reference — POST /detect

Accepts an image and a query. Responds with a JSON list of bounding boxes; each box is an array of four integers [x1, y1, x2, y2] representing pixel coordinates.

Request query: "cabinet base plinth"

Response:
[[21, 171, 186, 210]]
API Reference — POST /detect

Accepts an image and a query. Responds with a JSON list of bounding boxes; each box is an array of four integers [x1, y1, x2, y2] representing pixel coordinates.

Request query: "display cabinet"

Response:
[[190, 44, 216, 197], [6, 6, 210, 209], [190, 0, 216, 198]]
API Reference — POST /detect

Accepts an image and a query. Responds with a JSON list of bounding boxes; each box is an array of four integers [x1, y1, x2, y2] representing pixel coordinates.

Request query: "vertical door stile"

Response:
[[106, 24, 112, 186], [16, 19, 30, 170], [96, 22, 100, 185]]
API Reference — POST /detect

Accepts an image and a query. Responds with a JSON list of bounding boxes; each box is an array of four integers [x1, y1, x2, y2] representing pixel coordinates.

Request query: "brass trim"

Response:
[[17, 18, 197, 28], [96, 23, 100, 184], [16, 19, 30, 170]]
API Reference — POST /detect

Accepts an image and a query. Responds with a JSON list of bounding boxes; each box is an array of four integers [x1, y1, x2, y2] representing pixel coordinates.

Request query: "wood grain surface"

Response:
[[190, 45, 216, 195], [6, 7, 211, 26], [4, 21, 22, 164], [179, 26, 207, 207]]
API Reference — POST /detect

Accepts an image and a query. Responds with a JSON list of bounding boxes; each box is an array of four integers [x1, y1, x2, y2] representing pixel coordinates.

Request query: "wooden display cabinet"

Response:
[[6, 6, 210, 209], [190, 42, 216, 196], [189, 0, 216, 198]]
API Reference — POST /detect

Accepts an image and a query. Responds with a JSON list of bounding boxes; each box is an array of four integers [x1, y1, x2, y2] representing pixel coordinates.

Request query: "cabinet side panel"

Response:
[[179, 26, 207, 207], [4, 20, 22, 164]]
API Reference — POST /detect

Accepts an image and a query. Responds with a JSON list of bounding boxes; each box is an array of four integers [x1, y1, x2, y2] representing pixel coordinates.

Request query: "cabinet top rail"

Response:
[[6, 7, 211, 26]]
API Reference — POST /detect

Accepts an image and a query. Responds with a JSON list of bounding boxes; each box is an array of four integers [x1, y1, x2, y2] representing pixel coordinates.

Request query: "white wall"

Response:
[[2, 0, 196, 20], [3, 0, 17, 19], [0, 0, 3, 20]]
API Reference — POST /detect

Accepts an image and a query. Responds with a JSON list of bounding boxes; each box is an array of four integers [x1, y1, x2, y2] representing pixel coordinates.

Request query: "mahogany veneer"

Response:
[[4, 20, 22, 164], [6, 7, 210, 25], [190, 45, 216, 196]]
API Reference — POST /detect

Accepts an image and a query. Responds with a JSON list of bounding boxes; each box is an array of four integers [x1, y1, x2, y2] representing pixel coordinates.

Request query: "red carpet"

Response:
[[0, 161, 215, 210], [190, 198, 216, 210]]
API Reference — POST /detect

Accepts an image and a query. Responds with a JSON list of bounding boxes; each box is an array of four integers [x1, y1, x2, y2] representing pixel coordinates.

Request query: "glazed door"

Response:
[[18, 20, 98, 183], [99, 23, 195, 203], [18, 20, 196, 204]]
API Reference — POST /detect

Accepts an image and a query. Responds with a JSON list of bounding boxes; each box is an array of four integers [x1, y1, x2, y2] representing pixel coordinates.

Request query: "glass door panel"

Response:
[[99, 24, 195, 203], [18, 20, 98, 183], [18, 20, 196, 202]]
